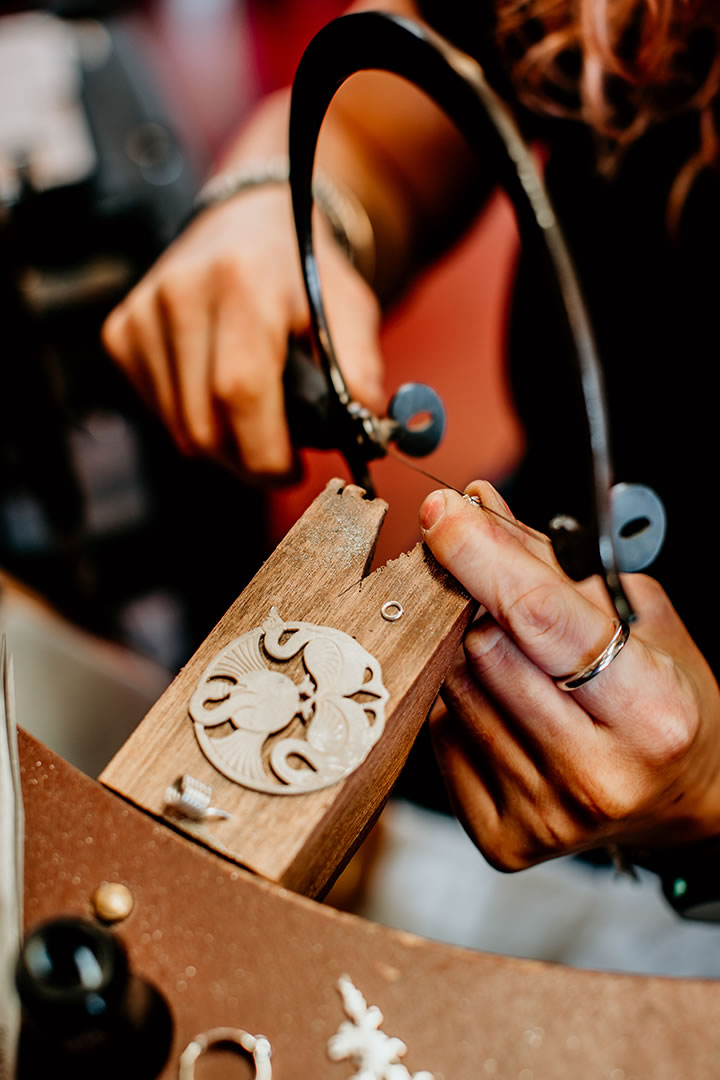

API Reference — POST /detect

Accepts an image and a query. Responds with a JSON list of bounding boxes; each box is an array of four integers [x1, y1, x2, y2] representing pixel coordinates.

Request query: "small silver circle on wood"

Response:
[[381, 601, 404, 622]]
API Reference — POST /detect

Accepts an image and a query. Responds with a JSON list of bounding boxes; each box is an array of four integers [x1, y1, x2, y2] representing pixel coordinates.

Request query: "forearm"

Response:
[[209, 1, 483, 300]]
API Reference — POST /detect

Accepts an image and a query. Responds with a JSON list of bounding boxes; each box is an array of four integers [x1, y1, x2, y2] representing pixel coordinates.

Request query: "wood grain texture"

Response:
[[24, 731, 720, 1080], [101, 479, 476, 897]]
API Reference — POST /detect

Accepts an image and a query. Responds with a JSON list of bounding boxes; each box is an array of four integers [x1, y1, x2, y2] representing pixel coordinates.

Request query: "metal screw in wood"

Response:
[[91, 881, 134, 923]]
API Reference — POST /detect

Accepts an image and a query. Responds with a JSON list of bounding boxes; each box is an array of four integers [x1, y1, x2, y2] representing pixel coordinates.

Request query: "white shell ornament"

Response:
[[189, 608, 389, 794]]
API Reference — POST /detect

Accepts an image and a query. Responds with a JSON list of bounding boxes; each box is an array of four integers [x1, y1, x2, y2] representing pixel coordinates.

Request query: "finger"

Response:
[[438, 650, 626, 867], [420, 486, 615, 670], [455, 614, 643, 829], [213, 289, 294, 477], [463, 480, 557, 567], [102, 301, 156, 406], [126, 287, 191, 451], [462, 611, 589, 745], [464, 613, 654, 828], [431, 684, 564, 871], [442, 639, 582, 825], [420, 485, 641, 722], [157, 275, 218, 458], [101, 303, 129, 369], [429, 692, 503, 835], [457, 580, 705, 825], [440, 648, 543, 801], [445, 621, 611, 815]]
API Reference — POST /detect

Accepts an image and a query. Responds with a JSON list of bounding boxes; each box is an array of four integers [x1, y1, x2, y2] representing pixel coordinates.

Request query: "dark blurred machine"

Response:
[[0, 8, 265, 669]]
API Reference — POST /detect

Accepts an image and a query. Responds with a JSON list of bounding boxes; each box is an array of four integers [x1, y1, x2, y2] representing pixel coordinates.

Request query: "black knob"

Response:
[[17, 916, 129, 1032], [16, 917, 172, 1079]]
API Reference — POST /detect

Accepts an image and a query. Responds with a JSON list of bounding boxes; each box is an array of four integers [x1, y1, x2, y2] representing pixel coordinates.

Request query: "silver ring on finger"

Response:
[[553, 620, 630, 692]]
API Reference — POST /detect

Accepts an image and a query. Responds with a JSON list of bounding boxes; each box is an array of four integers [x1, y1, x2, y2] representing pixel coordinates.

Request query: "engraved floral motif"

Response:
[[189, 609, 388, 794]]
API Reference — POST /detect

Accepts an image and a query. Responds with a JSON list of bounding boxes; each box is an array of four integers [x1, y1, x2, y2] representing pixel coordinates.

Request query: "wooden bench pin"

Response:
[[101, 479, 476, 897]]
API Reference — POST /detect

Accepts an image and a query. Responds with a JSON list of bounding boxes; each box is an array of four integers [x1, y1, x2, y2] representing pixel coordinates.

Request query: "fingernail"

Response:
[[420, 490, 446, 532]]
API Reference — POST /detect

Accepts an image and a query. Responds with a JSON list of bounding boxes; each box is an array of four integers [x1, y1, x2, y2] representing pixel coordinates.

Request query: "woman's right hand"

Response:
[[101, 0, 482, 482], [101, 184, 385, 481]]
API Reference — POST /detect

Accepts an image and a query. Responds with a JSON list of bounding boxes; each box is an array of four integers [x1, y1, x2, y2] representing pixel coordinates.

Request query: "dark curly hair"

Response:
[[495, 0, 720, 224]]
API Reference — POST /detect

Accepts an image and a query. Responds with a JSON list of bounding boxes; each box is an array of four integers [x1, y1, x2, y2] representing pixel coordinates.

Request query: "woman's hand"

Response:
[[100, 1, 486, 483], [420, 481, 720, 871], [101, 186, 384, 481]]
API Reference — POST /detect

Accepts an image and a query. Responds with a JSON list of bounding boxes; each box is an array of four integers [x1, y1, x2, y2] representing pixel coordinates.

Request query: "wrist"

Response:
[[191, 156, 376, 284]]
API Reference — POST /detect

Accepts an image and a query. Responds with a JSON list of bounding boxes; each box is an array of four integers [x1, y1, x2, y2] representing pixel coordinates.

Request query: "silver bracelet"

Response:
[[192, 155, 375, 283]]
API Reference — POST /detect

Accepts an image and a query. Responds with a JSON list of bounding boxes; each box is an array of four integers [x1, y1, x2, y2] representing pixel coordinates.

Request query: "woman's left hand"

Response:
[[420, 481, 720, 871]]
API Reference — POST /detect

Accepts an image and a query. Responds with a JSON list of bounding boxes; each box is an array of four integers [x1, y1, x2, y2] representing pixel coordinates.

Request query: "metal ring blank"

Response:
[[381, 601, 404, 622], [178, 1028, 272, 1080]]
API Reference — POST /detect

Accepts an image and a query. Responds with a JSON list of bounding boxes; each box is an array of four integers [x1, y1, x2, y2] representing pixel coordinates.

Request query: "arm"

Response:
[[101, 0, 482, 479]]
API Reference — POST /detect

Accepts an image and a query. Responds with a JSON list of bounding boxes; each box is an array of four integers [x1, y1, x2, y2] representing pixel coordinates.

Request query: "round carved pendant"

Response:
[[189, 608, 389, 794]]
